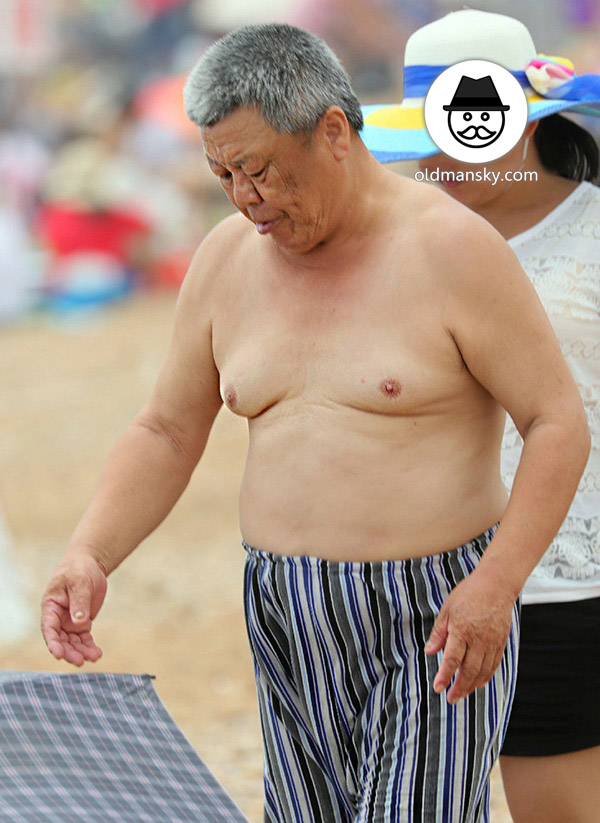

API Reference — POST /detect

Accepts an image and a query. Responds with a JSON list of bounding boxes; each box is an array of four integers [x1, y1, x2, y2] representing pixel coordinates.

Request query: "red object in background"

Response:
[[151, 249, 191, 289], [133, 0, 188, 17], [35, 203, 151, 264], [134, 74, 200, 140], [16, 0, 34, 44], [2, 0, 56, 73]]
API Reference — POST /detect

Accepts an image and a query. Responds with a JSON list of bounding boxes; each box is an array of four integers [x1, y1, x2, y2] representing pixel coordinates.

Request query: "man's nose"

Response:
[[232, 173, 263, 210]]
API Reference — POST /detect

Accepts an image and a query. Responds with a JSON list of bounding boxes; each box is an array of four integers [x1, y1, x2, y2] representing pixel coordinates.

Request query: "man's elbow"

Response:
[[574, 404, 592, 467], [545, 396, 590, 468], [565, 389, 591, 465], [133, 412, 205, 466], [526, 394, 590, 467]]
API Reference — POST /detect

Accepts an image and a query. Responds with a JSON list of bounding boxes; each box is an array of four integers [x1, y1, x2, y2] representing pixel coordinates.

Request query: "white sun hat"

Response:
[[360, 8, 600, 162]]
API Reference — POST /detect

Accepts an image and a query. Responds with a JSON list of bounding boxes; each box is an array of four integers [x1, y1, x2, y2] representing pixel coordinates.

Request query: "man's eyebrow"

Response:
[[206, 154, 252, 169], [206, 154, 253, 169]]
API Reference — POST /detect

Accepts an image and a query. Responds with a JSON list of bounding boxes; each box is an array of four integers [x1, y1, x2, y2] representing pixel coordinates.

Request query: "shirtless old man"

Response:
[[41, 24, 589, 823]]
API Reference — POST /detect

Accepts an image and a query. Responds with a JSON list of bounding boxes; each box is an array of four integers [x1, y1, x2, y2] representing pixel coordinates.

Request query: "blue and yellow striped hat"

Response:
[[361, 9, 600, 163]]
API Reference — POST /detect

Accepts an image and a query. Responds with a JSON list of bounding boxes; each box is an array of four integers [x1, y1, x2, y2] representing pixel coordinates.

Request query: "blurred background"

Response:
[[1, 1, 599, 821]]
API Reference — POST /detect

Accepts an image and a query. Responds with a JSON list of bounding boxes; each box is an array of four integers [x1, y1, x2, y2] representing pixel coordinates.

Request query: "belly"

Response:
[[238, 398, 509, 561]]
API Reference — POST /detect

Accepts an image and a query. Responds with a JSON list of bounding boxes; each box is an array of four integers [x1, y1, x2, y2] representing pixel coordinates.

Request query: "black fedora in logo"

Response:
[[443, 75, 510, 111]]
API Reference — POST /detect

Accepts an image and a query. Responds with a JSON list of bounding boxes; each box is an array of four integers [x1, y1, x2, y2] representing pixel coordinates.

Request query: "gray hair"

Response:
[[184, 23, 364, 135]]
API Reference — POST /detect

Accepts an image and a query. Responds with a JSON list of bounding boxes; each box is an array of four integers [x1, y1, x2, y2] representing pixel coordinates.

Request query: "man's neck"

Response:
[[275, 145, 389, 271]]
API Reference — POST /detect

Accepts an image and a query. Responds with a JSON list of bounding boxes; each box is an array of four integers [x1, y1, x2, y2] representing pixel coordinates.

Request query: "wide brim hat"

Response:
[[360, 9, 600, 163]]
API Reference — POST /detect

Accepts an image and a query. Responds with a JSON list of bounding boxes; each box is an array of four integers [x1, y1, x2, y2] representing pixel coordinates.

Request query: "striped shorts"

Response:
[[243, 524, 520, 823]]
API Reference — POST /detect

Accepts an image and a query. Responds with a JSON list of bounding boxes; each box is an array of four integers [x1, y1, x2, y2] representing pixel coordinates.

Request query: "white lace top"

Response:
[[505, 181, 600, 605]]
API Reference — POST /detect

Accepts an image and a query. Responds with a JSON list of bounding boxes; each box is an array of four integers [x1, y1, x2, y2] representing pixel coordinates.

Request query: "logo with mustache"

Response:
[[423, 60, 527, 162], [443, 75, 510, 149]]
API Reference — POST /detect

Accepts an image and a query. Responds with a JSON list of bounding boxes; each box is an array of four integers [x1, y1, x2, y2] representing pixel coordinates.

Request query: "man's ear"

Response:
[[319, 106, 351, 160]]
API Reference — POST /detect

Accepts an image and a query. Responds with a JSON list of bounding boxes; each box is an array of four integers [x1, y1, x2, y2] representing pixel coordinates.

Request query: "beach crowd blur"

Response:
[[1, 0, 599, 323]]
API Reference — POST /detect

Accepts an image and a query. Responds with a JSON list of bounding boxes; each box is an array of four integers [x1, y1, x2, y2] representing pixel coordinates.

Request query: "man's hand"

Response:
[[41, 553, 108, 667], [425, 568, 517, 704]]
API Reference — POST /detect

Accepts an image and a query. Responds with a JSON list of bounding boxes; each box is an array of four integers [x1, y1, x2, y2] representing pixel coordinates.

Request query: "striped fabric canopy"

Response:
[[0, 671, 248, 823]]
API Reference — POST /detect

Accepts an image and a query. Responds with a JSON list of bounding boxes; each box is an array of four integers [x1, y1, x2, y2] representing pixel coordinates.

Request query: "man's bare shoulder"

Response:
[[170, 213, 256, 336], [376, 175, 513, 298], [206, 210, 254, 247], [405, 183, 516, 287], [379, 173, 491, 243], [185, 212, 253, 290], [406, 186, 543, 356], [402, 180, 495, 243]]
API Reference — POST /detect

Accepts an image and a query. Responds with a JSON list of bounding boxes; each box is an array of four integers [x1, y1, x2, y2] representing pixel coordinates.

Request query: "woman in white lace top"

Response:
[[357, 8, 600, 817], [419, 107, 600, 823]]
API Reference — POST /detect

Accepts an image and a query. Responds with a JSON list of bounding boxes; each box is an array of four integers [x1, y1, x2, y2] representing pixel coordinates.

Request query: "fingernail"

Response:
[[73, 611, 85, 621]]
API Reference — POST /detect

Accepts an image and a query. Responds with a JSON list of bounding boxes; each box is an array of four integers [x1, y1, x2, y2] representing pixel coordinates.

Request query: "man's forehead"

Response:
[[200, 107, 306, 168], [202, 108, 270, 148], [202, 131, 271, 169]]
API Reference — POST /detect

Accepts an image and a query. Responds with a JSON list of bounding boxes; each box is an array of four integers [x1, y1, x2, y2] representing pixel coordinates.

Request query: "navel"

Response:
[[379, 378, 402, 398]]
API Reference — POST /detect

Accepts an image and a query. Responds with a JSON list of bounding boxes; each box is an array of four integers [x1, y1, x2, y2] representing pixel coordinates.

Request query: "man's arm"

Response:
[[425, 206, 590, 703], [41, 236, 225, 666]]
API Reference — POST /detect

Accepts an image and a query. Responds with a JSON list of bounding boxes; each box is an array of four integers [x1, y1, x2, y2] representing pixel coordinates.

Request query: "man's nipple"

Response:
[[379, 378, 402, 398], [223, 386, 237, 409]]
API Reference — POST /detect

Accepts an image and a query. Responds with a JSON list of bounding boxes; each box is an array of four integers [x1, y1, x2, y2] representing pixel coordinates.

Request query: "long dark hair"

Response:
[[534, 114, 599, 183]]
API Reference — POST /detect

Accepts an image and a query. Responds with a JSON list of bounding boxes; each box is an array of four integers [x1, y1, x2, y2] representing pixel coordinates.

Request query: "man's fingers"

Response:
[[46, 639, 65, 660], [41, 601, 67, 658], [41, 559, 108, 668], [44, 629, 66, 660], [474, 649, 497, 689], [443, 642, 507, 700], [79, 632, 103, 660], [491, 647, 505, 680], [54, 631, 99, 667], [446, 645, 486, 703], [425, 609, 449, 655], [40, 612, 61, 644], [41, 589, 102, 665], [433, 634, 466, 695], [60, 642, 85, 667], [67, 632, 90, 653], [66, 576, 93, 624], [68, 632, 102, 662]]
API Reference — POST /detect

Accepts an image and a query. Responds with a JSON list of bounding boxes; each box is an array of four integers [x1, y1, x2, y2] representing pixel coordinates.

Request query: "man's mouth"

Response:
[[254, 218, 278, 235], [457, 124, 496, 140]]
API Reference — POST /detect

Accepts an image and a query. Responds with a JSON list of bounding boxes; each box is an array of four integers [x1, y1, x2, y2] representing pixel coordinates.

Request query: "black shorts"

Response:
[[501, 596, 600, 757]]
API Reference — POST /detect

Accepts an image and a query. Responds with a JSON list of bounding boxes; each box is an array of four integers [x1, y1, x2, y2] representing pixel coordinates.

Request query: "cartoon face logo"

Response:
[[448, 109, 506, 148], [443, 75, 510, 150], [424, 61, 528, 163]]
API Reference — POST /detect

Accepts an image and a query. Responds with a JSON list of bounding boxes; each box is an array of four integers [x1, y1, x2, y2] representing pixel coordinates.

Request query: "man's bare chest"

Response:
[[210, 260, 470, 420]]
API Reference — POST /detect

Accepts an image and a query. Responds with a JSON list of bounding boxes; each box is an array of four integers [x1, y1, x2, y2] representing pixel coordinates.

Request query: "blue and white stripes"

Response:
[[243, 525, 519, 823]]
